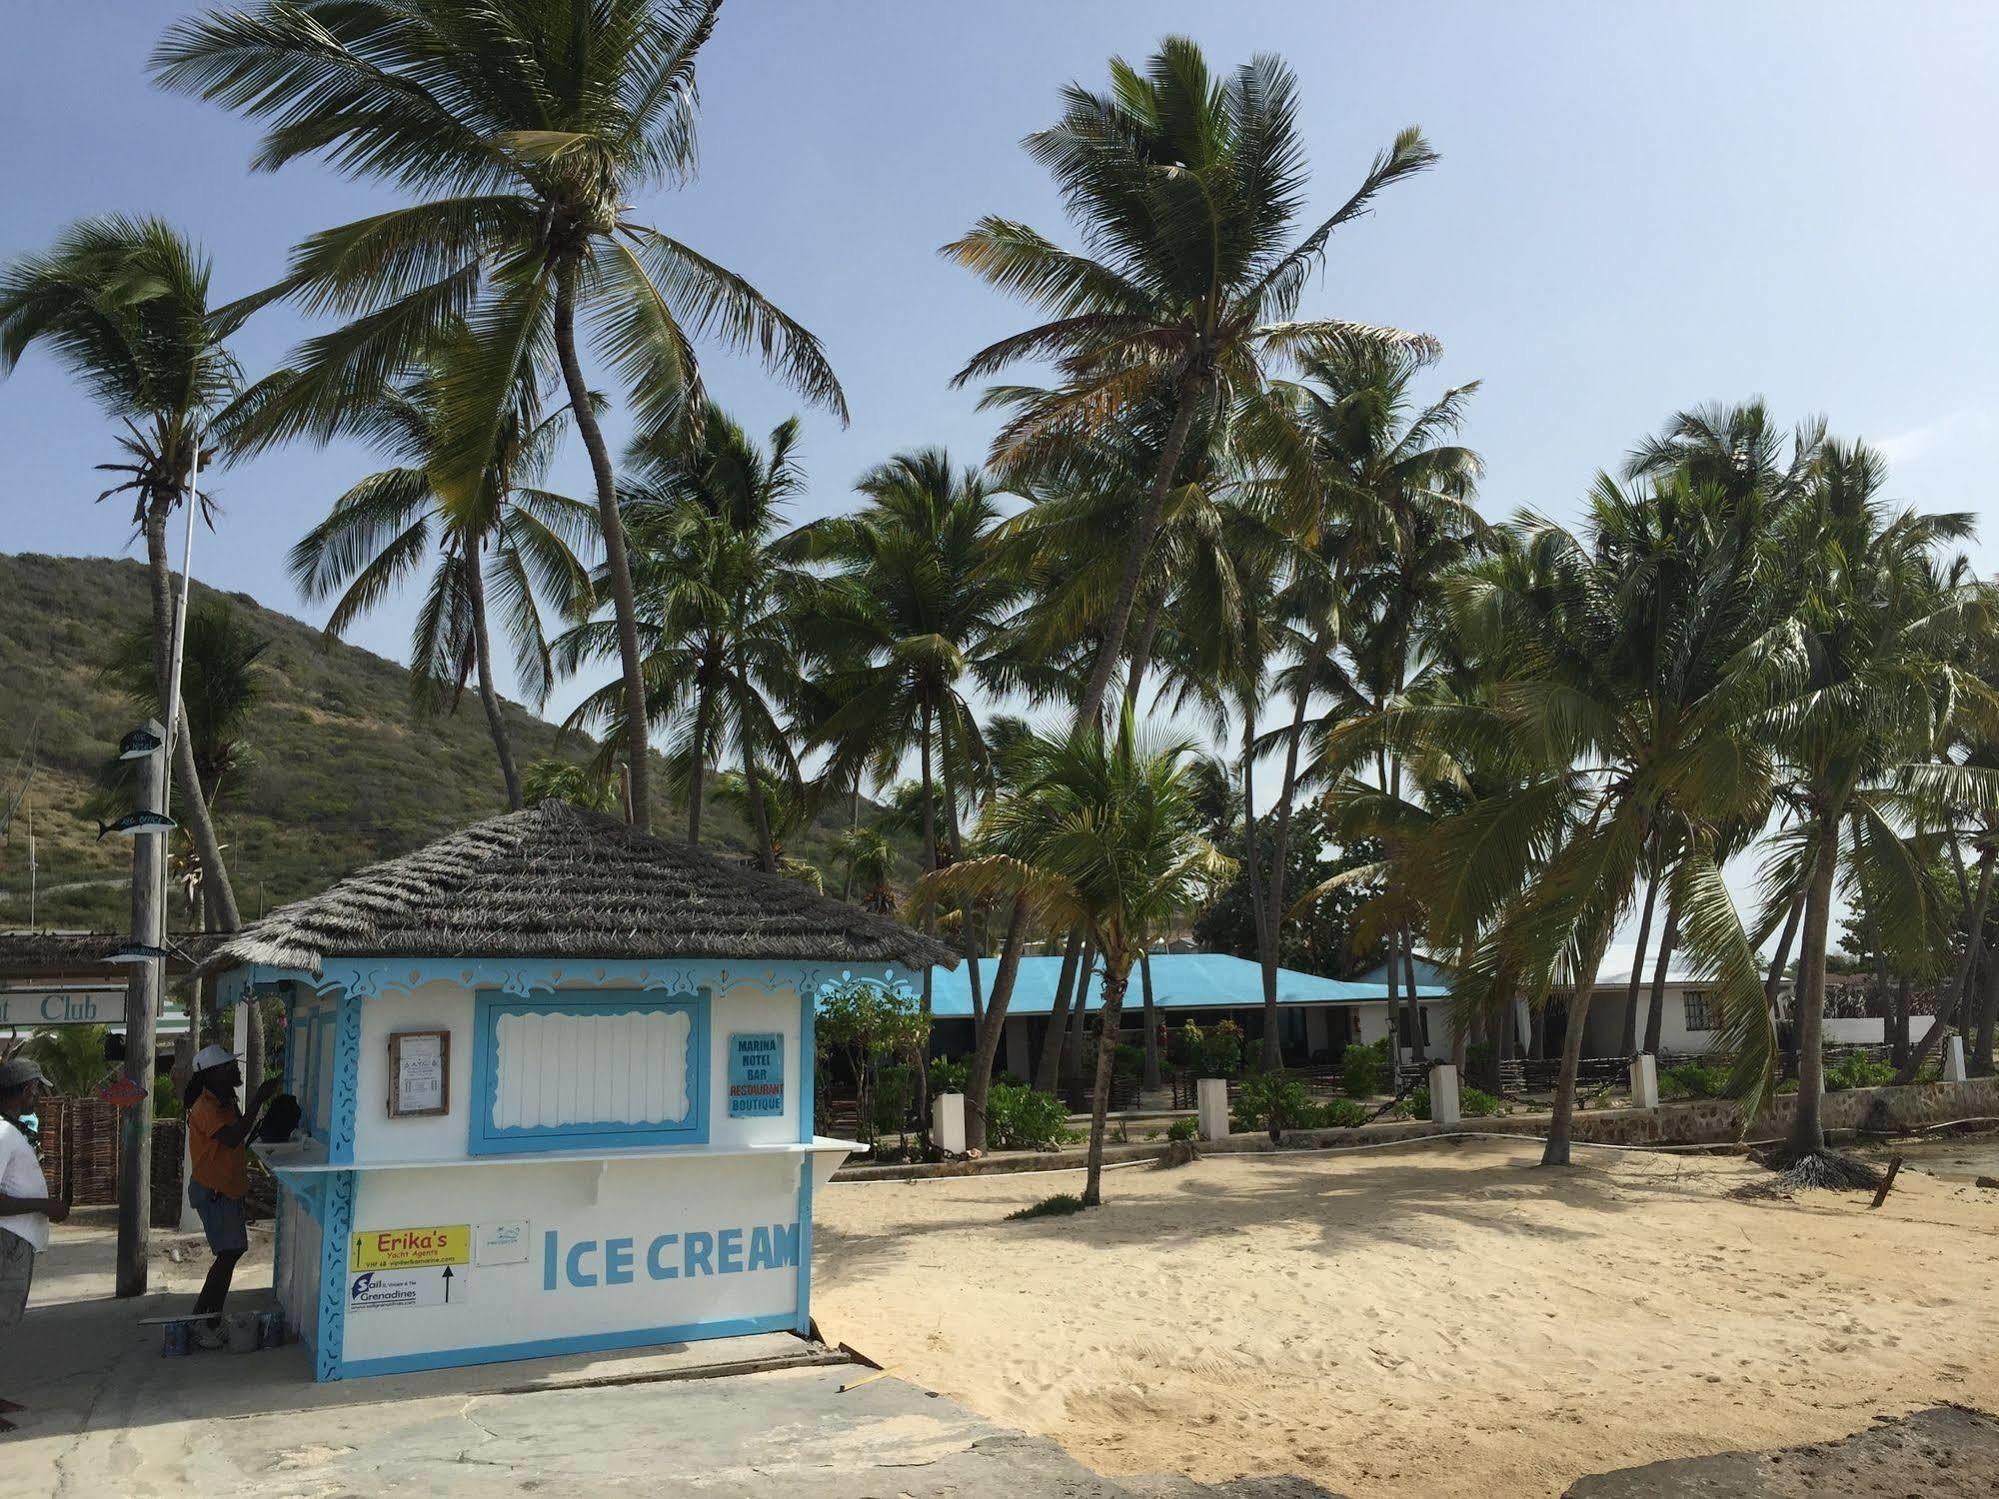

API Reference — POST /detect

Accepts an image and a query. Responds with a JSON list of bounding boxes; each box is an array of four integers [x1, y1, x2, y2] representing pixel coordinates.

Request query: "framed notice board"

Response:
[[388, 1029, 451, 1117]]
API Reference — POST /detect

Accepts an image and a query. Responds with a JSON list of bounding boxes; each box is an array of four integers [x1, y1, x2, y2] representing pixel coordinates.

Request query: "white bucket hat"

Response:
[[193, 1043, 239, 1072]]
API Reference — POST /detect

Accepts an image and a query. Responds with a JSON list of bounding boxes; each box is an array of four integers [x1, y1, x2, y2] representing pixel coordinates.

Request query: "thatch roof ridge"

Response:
[[207, 802, 956, 974]]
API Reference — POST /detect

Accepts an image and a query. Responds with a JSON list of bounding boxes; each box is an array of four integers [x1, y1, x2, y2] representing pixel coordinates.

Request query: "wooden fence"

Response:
[[38, 1097, 185, 1228]]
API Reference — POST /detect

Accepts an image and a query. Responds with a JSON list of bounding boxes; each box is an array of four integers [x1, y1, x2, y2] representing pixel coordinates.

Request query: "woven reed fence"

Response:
[[38, 1098, 186, 1228]]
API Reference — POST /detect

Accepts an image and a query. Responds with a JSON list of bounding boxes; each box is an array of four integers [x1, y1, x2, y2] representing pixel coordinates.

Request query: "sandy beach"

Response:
[[813, 1140, 1999, 1498]]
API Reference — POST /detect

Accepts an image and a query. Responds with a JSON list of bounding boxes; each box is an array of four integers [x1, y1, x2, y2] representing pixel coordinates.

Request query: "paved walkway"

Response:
[[1, 1210, 1315, 1498]]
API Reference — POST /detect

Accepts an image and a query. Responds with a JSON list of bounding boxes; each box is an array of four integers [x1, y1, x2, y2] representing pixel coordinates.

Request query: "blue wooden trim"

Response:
[[794, 1160, 814, 1336], [468, 989, 710, 1156], [328, 989, 362, 1167], [216, 957, 877, 1005], [335, 1311, 798, 1380], [314, 1169, 355, 1381], [799, 981, 815, 1145]]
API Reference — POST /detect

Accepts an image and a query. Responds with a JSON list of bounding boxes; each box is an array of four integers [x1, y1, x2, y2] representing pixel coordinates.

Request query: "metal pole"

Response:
[[117, 722, 166, 1299]]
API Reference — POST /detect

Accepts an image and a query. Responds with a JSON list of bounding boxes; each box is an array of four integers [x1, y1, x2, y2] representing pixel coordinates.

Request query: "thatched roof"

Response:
[[206, 802, 956, 974], [0, 931, 223, 979]]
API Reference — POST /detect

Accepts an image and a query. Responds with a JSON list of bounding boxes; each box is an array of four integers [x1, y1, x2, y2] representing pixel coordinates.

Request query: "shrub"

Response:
[[1406, 1085, 1430, 1120], [1231, 1071, 1313, 1137], [1112, 1042, 1145, 1080], [928, 1055, 969, 1096], [1461, 1085, 1507, 1118], [1167, 1022, 1202, 1070], [1660, 1062, 1729, 1100], [1307, 1097, 1369, 1129], [1341, 1037, 1392, 1097], [1006, 1192, 1086, 1221], [984, 1083, 1074, 1151], [1825, 1053, 1897, 1092], [871, 1063, 916, 1140], [1197, 1019, 1246, 1078], [1166, 1116, 1199, 1143]]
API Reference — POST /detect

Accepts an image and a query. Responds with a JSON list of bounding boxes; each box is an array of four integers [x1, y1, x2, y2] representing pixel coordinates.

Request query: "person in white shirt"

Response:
[[0, 1056, 68, 1431]]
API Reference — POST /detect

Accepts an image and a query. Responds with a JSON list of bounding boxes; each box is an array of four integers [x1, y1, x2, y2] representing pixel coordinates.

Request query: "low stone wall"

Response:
[[834, 1075, 1999, 1181]]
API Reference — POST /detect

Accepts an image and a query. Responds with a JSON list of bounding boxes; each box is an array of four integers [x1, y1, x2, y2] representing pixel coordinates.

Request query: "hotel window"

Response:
[[1682, 990, 1715, 1032]]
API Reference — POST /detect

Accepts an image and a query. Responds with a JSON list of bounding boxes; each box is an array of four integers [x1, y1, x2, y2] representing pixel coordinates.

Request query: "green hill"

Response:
[[0, 553, 908, 932]]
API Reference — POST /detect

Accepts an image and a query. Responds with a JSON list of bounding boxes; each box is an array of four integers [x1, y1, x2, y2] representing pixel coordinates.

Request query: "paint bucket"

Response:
[[226, 1311, 261, 1353], [161, 1320, 191, 1358]]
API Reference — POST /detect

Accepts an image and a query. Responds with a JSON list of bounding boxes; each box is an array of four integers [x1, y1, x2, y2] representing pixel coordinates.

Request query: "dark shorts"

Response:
[[0, 1229, 32, 1328], [189, 1180, 248, 1255]]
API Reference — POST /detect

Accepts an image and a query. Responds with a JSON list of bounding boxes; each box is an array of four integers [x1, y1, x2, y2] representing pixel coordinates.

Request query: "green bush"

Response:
[[1006, 1192, 1086, 1221], [1461, 1085, 1507, 1118], [1825, 1053, 1897, 1092], [1112, 1043, 1145, 1080], [1406, 1085, 1430, 1120], [984, 1083, 1074, 1151], [1199, 1019, 1246, 1078], [1166, 1116, 1199, 1143], [1341, 1037, 1392, 1097], [871, 1063, 916, 1140], [1307, 1097, 1370, 1129], [1231, 1071, 1313, 1136], [928, 1055, 969, 1096], [1660, 1062, 1729, 1100]]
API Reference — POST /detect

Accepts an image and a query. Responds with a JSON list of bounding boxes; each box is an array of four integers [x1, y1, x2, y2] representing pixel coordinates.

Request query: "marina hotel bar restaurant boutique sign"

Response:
[[727, 1032, 785, 1118]]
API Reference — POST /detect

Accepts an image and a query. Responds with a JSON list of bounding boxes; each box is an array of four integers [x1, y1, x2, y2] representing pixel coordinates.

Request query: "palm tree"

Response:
[[286, 336, 596, 810], [919, 710, 1231, 1204], [559, 415, 820, 872], [803, 450, 1024, 1015], [1756, 441, 1996, 1179], [0, 216, 247, 930], [522, 757, 622, 813], [945, 37, 1438, 727], [832, 826, 898, 912], [154, 0, 847, 832], [1258, 337, 1483, 1069], [103, 601, 270, 815]]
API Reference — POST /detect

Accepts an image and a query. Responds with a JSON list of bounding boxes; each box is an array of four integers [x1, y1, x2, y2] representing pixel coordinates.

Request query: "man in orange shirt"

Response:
[[184, 1044, 278, 1348]]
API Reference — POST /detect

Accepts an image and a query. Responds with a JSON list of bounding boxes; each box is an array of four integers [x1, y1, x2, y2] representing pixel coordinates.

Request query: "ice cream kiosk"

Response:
[[209, 803, 952, 1380]]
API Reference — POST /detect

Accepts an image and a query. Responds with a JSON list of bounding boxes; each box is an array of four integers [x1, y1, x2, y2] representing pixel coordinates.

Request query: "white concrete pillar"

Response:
[[1629, 1053, 1659, 1109], [1430, 1064, 1461, 1125], [1196, 1078, 1229, 1141], [1944, 1034, 1968, 1083], [932, 1092, 967, 1154]]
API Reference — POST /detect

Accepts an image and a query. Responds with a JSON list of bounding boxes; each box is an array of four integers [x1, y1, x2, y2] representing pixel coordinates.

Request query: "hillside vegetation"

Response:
[[0, 553, 905, 932]]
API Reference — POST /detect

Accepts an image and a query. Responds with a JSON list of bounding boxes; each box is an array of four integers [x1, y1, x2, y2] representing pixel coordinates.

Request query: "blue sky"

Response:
[[5, 0, 1997, 744]]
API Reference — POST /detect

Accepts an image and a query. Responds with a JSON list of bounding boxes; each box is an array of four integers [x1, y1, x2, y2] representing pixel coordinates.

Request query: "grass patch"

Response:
[[1006, 1192, 1087, 1221]]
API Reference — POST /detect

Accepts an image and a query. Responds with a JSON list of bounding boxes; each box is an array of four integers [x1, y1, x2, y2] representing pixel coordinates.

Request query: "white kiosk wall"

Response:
[[245, 957, 871, 1380]]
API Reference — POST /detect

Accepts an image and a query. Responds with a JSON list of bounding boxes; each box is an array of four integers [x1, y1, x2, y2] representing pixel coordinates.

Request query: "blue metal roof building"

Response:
[[926, 952, 1447, 1018], [919, 951, 1453, 1074]]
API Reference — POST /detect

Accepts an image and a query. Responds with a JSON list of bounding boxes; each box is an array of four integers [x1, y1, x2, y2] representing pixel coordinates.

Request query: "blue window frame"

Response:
[[468, 989, 710, 1155]]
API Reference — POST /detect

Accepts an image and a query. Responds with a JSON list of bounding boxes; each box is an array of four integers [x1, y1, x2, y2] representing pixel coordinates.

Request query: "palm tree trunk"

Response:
[[966, 897, 1031, 1151], [687, 662, 713, 845], [1257, 689, 1312, 1072], [1240, 712, 1280, 1072], [1787, 815, 1843, 1153], [1619, 863, 1660, 1056], [143, 501, 240, 931], [462, 543, 523, 811], [1975, 935, 1999, 1076], [1542, 948, 1607, 1167], [840, 776, 861, 900], [1081, 962, 1131, 1207], [1066, 942, 1095, 1085], [1384, 925, 1404, 1068], [1073, 376, 1202, 729], [1139, 949, 1160, 1090], [1895, 846, 1996, 1084], [1035, 928, 1084, 1093], [736, 679, 777, 874], [1123, 593, 1167, 714], [937, 704, 983, 1031], [1643, 902, 1678, 1056], [554, 267, 649, 831], [1403, 932, 1427, 1066], [1892, 975, 1912, 1071]]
